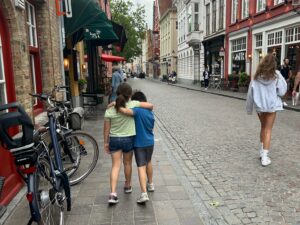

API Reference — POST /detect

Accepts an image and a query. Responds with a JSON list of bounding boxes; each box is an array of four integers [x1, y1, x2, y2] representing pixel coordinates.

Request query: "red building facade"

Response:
[[225, 0, 300, 78]]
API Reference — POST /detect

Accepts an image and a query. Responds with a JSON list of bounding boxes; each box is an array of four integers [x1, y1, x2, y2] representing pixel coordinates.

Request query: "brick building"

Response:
[[0, 0, 63, 206], [225, 0, 300, 78]]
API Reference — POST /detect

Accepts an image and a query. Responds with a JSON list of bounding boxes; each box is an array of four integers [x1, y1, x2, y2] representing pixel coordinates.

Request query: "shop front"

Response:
[[202, 35, 225, 75], [252, 14, 300, 78], [228, 36, 247, 76], [0, 5, 23, 206]]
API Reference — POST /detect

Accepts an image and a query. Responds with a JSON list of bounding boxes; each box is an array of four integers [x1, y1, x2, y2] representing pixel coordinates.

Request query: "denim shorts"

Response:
[[134, 145, 154, 167], [109, 136, 134, 153]]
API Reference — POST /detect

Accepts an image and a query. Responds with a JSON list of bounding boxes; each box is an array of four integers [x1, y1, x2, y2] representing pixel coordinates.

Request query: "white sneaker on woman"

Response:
[[261, 150, 271, 166]]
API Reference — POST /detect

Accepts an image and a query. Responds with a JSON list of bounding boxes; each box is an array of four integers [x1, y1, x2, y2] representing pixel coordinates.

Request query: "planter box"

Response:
[[238, 86, 248, 93]]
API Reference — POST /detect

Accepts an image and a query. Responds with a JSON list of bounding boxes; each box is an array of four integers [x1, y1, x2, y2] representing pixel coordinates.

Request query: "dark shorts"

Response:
[[109, 136, 134, 154], [134, 145, 154, 167]]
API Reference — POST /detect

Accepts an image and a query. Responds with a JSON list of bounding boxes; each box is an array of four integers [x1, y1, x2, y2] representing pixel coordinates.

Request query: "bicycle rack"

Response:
[[0, 176, 7, 218]]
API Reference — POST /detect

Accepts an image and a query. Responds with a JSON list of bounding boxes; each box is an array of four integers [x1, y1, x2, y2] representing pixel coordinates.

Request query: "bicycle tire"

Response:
[[57, 131, 99, 185], [30, 157, 65, 225]]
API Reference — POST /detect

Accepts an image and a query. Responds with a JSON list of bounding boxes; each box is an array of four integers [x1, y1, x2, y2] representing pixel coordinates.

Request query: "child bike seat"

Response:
[[0, 102, 34, 151]]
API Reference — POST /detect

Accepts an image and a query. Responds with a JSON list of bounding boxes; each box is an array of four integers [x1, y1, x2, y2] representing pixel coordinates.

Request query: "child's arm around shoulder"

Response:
[[119, 107, 134, 116], [139, 102, 154, 110]]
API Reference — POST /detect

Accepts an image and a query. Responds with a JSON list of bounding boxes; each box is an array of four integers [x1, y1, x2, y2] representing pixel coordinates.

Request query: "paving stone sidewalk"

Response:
[[2, 103, 204, 225]]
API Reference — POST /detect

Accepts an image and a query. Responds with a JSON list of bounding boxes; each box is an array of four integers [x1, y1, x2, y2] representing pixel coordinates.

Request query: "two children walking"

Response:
[[103, 83, 155, 204]]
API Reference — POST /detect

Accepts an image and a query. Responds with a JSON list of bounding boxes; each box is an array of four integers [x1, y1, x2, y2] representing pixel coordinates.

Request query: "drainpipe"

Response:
[[59, 0, 66, 100]]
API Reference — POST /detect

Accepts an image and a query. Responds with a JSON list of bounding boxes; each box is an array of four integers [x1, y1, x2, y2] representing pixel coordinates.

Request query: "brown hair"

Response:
[[254, 53, 277, 80], [115, 83, 132, 112]]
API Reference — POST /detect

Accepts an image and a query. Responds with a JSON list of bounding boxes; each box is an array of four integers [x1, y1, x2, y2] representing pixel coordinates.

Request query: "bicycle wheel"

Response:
[[60, 131, 99, 185], [30, 157, 65, 225]]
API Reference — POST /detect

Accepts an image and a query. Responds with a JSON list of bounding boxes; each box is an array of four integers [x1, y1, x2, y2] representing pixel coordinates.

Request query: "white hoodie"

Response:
[[246, 70, 287, 114]]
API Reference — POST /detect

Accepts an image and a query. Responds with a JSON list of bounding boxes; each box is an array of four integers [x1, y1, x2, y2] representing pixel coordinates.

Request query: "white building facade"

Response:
[[202, 0, 226, 78], [174, 0, 205, 85]]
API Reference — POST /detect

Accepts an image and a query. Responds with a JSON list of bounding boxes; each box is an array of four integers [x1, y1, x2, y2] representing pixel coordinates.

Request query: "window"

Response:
[[255, 34, 263, 48], [256, 0, 266, 13], [188, 5, 192, 32], [212, 0, 216, 33], [206, 4, 210, 35], [286, 26, 300, 43], [267, 31, 282, 46], [274, 0, 284, 5], [231, 0, 238, 24], [0, 36, 7, 107], [26, 2, 37, 47], [194, 3, 200, 31], [242, 0, 249, 19], [219, 0, 224, 29], [231, 37, 247, 52]]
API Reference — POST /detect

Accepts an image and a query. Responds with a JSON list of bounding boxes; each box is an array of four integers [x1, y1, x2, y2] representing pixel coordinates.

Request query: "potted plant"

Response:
[[238, 72, 250, 92], [78, 78, 87, 91]]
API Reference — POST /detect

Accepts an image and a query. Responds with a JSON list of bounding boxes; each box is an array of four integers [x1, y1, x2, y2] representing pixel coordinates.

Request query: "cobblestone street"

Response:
[[129, 78, 300, 225]]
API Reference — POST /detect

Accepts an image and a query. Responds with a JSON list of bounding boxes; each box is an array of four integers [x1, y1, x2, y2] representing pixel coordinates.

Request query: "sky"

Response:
[[133, 0, 153, 29]]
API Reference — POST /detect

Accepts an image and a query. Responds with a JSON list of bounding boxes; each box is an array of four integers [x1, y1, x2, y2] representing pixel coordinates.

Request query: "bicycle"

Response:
[[0, 101, 71, 225], [35, 88, 99, 185]]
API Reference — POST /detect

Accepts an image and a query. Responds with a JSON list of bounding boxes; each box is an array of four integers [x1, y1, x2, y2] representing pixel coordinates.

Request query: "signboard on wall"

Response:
[[233, 51, 245, 61]]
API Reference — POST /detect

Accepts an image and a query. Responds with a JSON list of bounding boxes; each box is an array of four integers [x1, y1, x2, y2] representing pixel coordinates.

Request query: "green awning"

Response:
[[64, 0, 118, 45]]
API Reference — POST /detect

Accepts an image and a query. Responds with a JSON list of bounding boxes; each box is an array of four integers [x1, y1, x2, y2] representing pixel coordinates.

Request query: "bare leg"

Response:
[[110, 150, 122, 193], [146, 160, 153, 184], [123, 151, 133, 187], [137, 166, 147, 193], [260, 112, 276, 150]]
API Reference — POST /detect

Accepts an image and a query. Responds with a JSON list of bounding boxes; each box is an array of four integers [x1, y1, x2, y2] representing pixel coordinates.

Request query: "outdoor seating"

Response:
[[209, 75, 221, 90], [81, 92, 104, 117]]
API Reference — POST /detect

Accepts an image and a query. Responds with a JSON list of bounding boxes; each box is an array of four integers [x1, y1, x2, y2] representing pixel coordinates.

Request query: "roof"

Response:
[[158, 0, 172, 18]]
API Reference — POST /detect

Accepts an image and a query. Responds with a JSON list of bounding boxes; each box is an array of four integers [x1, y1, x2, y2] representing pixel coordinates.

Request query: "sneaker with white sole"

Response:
[[124, 185, 132, 193], [108, 193, 119, 204], [261, 150, 271, 166], [283, 102, 288, 106], [147, 183, 155, 192], [136, 192, 149, 204]]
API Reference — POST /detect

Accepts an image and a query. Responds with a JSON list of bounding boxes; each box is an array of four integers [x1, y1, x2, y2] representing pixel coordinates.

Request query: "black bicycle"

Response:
[[0, 101, 71, 225]]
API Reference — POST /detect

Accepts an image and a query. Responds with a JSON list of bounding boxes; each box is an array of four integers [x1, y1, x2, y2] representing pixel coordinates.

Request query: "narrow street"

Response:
[[129, 78, 300, 225]]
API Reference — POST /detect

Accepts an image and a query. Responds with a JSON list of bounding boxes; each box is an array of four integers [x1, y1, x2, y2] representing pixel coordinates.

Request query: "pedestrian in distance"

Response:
[[292, 66, 300, 105], [279, 58, 292, 106], [103, 83, 153, 204], [246, 54, 287, 167], [118, 91, 155, 204], [203, 66, 210, 90], [109, 63, 123, 103]]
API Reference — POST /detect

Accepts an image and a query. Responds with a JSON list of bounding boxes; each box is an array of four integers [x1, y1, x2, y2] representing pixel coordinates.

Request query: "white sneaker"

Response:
[[261, 150, 271, 166], [147, 183, 155, 192], [136, 192, 149, 204], [283, 102, 288, 106]]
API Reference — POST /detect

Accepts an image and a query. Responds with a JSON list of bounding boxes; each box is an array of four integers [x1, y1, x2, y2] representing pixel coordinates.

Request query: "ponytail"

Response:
[[115, 94, 126, 112]]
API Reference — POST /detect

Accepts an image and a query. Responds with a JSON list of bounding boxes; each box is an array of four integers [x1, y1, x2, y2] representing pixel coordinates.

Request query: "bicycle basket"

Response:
[[0, 102, 34, 150]]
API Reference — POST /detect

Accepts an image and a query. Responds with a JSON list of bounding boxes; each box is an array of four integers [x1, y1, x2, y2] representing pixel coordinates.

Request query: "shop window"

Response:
[[188, 5, 192, 33], [219, 0, 224, 29], [286, 26, 300, 44], [26, 2, 37, 48], [206, 4, 210, 35], [0, 36, 7, 107], [231, 0, 238, 24], [212, 0, 216, 33], [255, 34, 263, 48], [231, 37, 247, 75], [274, 0, 284, 5], [242, 0, 249, 19], [256, 0, 266, 13]]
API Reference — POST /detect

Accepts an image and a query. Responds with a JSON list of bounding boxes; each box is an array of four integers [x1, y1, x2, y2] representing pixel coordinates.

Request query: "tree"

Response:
[[110, 0, 146, 61]]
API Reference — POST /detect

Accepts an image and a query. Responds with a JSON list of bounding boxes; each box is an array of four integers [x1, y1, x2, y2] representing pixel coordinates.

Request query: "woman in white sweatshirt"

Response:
[[246, 54, 287, 167]]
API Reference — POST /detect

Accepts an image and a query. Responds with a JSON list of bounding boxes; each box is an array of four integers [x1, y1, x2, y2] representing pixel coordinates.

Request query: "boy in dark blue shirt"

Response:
[[119, 91, 155, 204]]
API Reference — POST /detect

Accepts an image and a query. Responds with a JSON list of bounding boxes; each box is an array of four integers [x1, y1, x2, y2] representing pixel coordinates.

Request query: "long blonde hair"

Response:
[[254, 54, 277, 80]]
